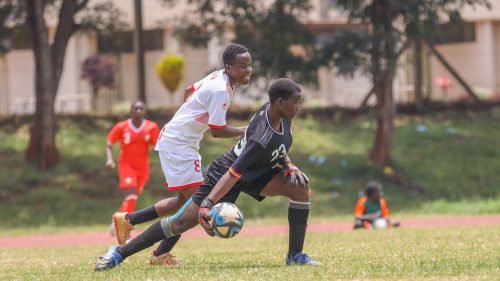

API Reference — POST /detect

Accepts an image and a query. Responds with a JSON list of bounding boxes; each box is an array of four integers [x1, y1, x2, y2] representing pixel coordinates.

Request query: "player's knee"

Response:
[[290, 186, 311, 201]]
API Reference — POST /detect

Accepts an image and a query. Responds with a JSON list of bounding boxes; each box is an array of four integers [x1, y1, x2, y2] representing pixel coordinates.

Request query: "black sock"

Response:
[[117, 220, 166, 259], [288, 201, 310, 257], [153, 235, 182, 256], [127, 206, 159, 225]]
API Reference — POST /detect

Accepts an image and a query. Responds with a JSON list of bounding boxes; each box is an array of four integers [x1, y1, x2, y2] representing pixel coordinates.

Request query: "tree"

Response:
[[324, 0, 490, 166], [169, 0, 322, 86], [81, 54, 117, 112], [10, 0, 125, 170], [0, 1, 13, 54]]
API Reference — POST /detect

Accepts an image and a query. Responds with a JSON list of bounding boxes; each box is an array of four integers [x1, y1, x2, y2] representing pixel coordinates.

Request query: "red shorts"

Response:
[[118, 160, 149, 195]]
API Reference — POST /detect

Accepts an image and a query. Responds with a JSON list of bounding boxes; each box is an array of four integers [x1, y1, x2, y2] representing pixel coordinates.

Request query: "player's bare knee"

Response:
[[290, 186, 311, 201]]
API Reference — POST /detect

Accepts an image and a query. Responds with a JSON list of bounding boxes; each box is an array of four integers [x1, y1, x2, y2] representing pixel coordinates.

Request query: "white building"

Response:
[[0, 0, 498, 114]]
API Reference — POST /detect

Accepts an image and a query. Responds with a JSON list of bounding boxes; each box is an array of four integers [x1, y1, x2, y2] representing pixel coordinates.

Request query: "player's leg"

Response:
[[116, 161, 140, 214], [127, 186, 198, 225], [148, 187, 199, 266], [259, 173, 320, 266], [353, 218, 364, 229], [110, 162, 139, 237], [114, 151, 202, 245], [95, 198, 199, 271]]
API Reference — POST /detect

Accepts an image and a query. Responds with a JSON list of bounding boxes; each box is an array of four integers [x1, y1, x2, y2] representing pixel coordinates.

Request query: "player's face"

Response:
[[225, 52, 252, 85], [370, 190, 381, 201], [280, 91, 302, 119], [130, 102, 145, 119]]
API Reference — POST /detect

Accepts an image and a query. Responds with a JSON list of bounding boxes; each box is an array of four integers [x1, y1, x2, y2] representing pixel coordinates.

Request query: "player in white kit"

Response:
[[111, 43, 252, 265]]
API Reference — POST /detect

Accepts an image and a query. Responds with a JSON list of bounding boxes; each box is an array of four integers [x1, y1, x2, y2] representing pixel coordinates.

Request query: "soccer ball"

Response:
[[372, 218, 388, 229], [210, 202, 244, 238]]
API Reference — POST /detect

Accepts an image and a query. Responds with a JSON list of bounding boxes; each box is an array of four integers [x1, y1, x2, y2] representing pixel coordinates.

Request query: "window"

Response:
[[435, 22, 476, 44], [98, 29, 164, 53], [98, 31, 133, 53], [143, 29, 164, 51]]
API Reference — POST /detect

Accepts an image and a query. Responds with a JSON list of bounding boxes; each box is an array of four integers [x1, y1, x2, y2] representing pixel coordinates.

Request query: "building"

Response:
[[0, 0, 498, 115]]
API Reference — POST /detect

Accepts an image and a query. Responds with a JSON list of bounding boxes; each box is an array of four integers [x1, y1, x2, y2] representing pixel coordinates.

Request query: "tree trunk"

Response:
[[24, 0, 86, 170], [25, 0, 59, 169], [413, 38, 423, 111], [370, 72, 395, 166], [92, 87, 98, 113]]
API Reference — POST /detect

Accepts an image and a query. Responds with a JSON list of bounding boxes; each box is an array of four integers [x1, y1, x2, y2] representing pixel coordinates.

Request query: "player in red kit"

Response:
[[106, 100, 160, 235]]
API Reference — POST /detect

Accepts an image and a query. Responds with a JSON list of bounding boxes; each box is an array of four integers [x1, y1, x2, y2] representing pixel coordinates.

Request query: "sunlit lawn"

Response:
[[0, 225, 498, 281]]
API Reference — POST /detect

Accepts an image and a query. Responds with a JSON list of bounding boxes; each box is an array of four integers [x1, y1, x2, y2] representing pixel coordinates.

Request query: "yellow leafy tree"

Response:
[[155, 52, 185, 94]]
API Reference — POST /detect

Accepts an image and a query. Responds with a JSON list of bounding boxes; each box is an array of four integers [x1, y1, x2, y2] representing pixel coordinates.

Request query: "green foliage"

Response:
[[155, 52, 185, 93], [1, 109, 500, 228], [326, 0, 491, 77], [0, 1, 13, 54], [1, 226, 499, 280], [173, 0, 323, 86]]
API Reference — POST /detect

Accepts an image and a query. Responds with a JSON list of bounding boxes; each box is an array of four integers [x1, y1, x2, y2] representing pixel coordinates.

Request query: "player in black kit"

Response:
[[95, 78, 320, 271]]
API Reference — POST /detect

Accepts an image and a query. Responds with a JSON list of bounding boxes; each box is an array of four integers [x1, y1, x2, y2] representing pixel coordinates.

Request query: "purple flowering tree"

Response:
[[81, 54, 117, 112]]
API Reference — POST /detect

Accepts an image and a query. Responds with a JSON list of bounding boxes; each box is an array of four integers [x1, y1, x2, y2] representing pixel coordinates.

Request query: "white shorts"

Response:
[[158, 150, 204, 191]]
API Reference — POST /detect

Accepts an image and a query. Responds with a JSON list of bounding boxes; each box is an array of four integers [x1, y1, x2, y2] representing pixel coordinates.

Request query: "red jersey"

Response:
[[107, 119, 160, 169]]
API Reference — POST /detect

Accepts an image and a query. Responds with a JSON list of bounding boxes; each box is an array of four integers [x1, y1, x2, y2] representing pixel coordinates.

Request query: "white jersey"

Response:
[[155, 69, 233, 154]]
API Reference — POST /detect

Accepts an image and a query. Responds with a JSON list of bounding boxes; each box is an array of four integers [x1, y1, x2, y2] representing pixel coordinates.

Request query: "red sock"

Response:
[[118, 194, 138, 213]]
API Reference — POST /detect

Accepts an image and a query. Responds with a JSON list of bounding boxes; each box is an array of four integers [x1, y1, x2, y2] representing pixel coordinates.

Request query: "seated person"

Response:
[[353, 181, 400, 229]]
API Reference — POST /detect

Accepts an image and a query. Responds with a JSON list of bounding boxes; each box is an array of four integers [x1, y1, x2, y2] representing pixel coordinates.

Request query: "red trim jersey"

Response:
[[107, 119, 160, 168], [155, 69, 233, 154]]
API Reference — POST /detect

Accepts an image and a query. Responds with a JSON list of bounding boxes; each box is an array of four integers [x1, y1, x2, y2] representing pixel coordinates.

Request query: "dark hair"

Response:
[[365, 181, 382, 197], [222, 43, 249, 65], [268, 78, 301, 104], [130, 100, 145, 109]]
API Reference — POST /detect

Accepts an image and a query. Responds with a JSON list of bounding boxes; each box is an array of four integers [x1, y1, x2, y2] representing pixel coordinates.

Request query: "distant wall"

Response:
[[431, 21, 499, 100]]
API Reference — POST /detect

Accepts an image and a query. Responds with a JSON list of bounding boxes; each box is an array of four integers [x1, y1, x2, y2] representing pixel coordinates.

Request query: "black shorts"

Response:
[[192, 167, 280, 206]]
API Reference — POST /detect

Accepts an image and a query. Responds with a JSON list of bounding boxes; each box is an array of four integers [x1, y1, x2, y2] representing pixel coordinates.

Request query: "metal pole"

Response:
[[134, 0, 146, 103]]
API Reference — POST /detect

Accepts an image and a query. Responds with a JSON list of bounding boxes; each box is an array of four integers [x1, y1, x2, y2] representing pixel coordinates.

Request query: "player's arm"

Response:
[[198, 171, 238, 236], [357, 213, 381, 220], [279, 155, 309, 188], [105, 143, 116, 169], [206, 90, 247, 138], [210, 125, 247, 138], [105, 124, 121, 169], [198, 141, 262, 236]]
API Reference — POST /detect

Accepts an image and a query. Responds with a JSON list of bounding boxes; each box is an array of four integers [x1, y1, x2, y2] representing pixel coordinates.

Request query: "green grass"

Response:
[[0, 225, 498, 280], [0, 108, 499, 228]]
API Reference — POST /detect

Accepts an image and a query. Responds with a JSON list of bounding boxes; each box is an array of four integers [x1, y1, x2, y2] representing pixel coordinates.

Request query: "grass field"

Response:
[[0, 225, 498, 281], [0, 107, 500, 228]]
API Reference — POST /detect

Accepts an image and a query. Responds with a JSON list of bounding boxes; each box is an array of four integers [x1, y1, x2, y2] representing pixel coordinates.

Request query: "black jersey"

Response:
[[206, 103, 293, 184]]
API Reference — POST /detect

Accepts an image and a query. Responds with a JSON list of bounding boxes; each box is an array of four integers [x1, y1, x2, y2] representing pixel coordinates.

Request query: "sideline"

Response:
[[1, 214, 499, 248]]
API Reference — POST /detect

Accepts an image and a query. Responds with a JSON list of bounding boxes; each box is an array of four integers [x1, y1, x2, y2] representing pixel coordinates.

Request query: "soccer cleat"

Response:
[[95, 245, 124, 271], [149, 252, 178, 266], [113, 212, 134, 245], [286, 252, 321, 266]]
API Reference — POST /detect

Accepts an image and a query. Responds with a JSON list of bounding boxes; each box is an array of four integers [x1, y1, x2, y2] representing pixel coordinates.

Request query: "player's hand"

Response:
[[198, 198, 215, 237], [105, 159, 116, 169], [280, 164, 310, 188]]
